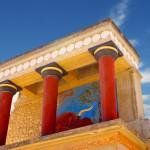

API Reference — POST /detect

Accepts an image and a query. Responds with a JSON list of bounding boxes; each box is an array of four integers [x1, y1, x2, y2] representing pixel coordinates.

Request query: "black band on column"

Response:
[[88, 41, 123, 60], [0, 80, 22, 95], [94, 49, 118, 60], [36, 62, 67, 79]]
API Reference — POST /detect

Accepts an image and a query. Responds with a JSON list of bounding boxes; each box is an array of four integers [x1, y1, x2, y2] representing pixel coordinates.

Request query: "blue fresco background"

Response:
[[57, 82, 100, 123]]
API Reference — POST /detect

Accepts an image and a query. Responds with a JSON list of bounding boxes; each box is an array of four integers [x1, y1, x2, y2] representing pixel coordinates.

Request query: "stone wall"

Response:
[[3, 120, 146, 150], [127, 119, 150, 140], [141, 119, 150, 139], [6, 94, 41, 144], [117, 68, 144, 121]]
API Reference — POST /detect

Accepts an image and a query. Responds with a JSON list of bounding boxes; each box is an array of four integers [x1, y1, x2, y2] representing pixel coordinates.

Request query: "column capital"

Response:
[[0, 80, 21, 95], [89, 41, 122, 60], [36, 62, 67, 79]]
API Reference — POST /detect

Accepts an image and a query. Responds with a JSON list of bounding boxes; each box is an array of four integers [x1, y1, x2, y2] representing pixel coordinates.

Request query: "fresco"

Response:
[[57, 81, 100, 124]]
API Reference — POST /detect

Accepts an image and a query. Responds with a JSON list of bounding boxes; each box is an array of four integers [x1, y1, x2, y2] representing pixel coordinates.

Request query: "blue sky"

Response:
[[0, 0, 150, 117]]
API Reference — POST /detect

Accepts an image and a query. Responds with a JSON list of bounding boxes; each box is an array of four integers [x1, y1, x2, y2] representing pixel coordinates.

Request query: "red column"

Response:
[[36, 63, 66, 136], [98, 55, 118, 121], [0, 81, 19, 146], [41, 75, 59, 135], [90, 44, 120, 122], [0, 92, 13, 145]]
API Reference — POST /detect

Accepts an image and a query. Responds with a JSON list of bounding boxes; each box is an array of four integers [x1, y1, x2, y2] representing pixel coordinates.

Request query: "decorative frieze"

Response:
[[0, 30, 139, 81]]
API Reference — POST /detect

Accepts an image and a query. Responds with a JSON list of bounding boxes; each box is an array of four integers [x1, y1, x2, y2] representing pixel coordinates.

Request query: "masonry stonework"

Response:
[[6, 95, 41, 144]]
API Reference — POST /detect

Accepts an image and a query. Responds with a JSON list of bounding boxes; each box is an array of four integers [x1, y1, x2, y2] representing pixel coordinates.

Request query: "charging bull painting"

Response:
[[56, 81, 100, 132]]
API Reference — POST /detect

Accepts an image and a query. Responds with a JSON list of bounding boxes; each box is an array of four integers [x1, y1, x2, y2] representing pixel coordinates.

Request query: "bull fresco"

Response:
[[56, 81, 100, 132]]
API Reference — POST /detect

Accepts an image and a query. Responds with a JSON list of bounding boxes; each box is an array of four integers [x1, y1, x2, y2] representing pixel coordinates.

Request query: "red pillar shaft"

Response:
[[99, 56, 118, 121], [0, 92, 13, 145], [41, 75, 59, 136]]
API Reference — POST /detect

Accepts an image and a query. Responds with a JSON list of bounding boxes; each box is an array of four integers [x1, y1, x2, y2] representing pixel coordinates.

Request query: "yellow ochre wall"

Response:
[[6, 67, 144, 145]]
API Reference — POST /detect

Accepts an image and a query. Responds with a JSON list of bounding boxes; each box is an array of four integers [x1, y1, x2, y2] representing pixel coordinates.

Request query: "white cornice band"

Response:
[[0, 30, 139, 80]]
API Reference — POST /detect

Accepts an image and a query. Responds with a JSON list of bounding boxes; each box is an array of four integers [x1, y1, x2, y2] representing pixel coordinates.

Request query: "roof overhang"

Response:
[[0, 19, 141, 94]]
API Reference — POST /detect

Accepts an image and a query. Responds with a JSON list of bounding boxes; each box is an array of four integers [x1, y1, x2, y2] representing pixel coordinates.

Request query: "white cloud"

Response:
[[110, 0, 130, 26], [143, 94, 150, 102], [141, 68, 150, 84], [110, 0, 140, 49], [139, 62, 144, 69], [129, 39, 138, 46], [144, 104, 150, 119]]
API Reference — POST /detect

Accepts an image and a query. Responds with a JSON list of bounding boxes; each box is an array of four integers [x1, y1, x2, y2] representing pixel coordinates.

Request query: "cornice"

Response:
[[0, 19, 140, 82]]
